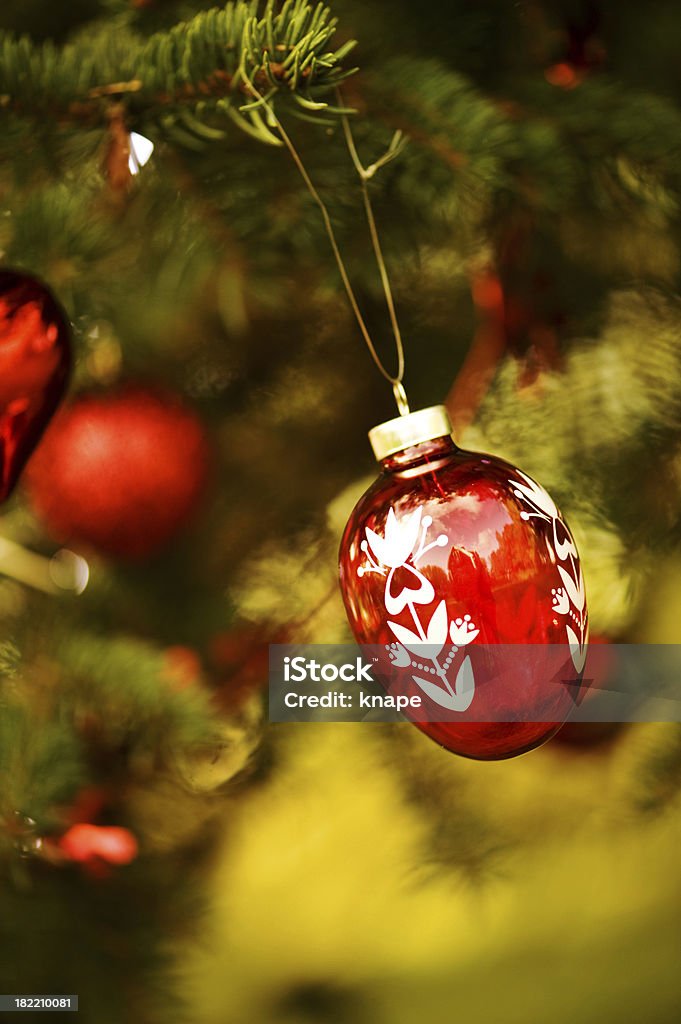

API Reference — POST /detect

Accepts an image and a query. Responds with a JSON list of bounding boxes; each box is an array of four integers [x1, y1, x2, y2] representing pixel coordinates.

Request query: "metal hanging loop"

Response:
[[392, 381, 410, 416]]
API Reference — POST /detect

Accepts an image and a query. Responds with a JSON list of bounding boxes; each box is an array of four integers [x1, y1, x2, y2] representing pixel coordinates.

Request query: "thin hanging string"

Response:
[[336, 89, 405, 384], [247, 86, 409, 416]]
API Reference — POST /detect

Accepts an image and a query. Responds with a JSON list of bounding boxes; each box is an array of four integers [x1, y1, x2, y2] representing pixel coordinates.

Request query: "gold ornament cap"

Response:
[[368, 405, 453, 461]]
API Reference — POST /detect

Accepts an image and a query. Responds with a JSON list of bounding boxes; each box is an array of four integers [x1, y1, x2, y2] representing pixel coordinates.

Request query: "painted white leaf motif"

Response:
[[557, 564, 585, 612], [366, 507, 422, 569], [426, 600, 448, 653], [454, 656, 475, 709], [411, 677, 461, 710], [513, 471, 558, 518], [411, 655, 475, 712], [566, 625, 587, 673], [387, 621, 420, 648], [510, 470, 588, 676], [387, 620, 442, 659], [553, 524, 579, 561]]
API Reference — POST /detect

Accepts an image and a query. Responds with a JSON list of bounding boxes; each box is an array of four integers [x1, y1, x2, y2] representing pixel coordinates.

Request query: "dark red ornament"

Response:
[[339, 406, 588, 761], [0, 269, 71, 503], [25, 386, 211, 560]]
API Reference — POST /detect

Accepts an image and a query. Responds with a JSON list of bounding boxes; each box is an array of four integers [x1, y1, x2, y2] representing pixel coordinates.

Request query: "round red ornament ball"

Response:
[[339, 405, 588, 761], [25, 387, 211, 560], [0, 268, 71, 503]]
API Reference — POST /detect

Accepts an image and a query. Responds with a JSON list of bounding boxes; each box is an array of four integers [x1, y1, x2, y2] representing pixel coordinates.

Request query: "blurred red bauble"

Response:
[[59, 823, 138, 867], [339, 405, 588, 761], [545, 62, 583, 89], [0, 268, 71, 503], [162, 645, 203, 691], [25, 386, 211, 559], [210, 623, 290, 711]]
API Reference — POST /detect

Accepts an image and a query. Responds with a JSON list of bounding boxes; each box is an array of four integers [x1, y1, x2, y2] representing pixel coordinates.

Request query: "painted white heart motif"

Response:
[[358, 504, 478, 711], [385, 563, 435, 615]]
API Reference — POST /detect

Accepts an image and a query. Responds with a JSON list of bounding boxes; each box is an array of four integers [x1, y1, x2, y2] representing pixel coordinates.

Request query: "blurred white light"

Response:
[[128, 132, 154, 175], [49, 549, 90, 595]]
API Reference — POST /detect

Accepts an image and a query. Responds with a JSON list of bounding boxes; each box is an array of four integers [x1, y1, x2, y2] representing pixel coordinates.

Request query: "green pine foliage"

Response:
[[0, 1, 356, 141], [1, 2, 680, 1022]]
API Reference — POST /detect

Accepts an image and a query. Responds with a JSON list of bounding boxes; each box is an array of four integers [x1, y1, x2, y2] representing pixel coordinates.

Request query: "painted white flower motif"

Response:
[[449, 615, 480, 646], [551, 587, 570, 615], [358, 505, 435, 614], [365, 506, 422, 569], [385, 642, 411, 668], [358, 503, 479, 711]]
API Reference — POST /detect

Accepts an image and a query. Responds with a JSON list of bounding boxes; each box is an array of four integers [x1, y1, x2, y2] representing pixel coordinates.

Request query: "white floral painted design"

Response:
[[450, 614, 480, 646], [511, 470, 588, 673], [358, 505, 477, 711]]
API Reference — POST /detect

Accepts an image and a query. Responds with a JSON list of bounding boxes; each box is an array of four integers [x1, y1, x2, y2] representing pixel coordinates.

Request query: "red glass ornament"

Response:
[[25, 386, 211, 560], [339, 422, 588, 761], [0, 269, 71, 503]]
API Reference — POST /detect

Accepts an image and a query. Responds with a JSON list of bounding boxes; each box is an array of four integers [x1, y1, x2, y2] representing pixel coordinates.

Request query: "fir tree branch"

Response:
[[54, 632, 219, 755], [0, 1, 357, 143]]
